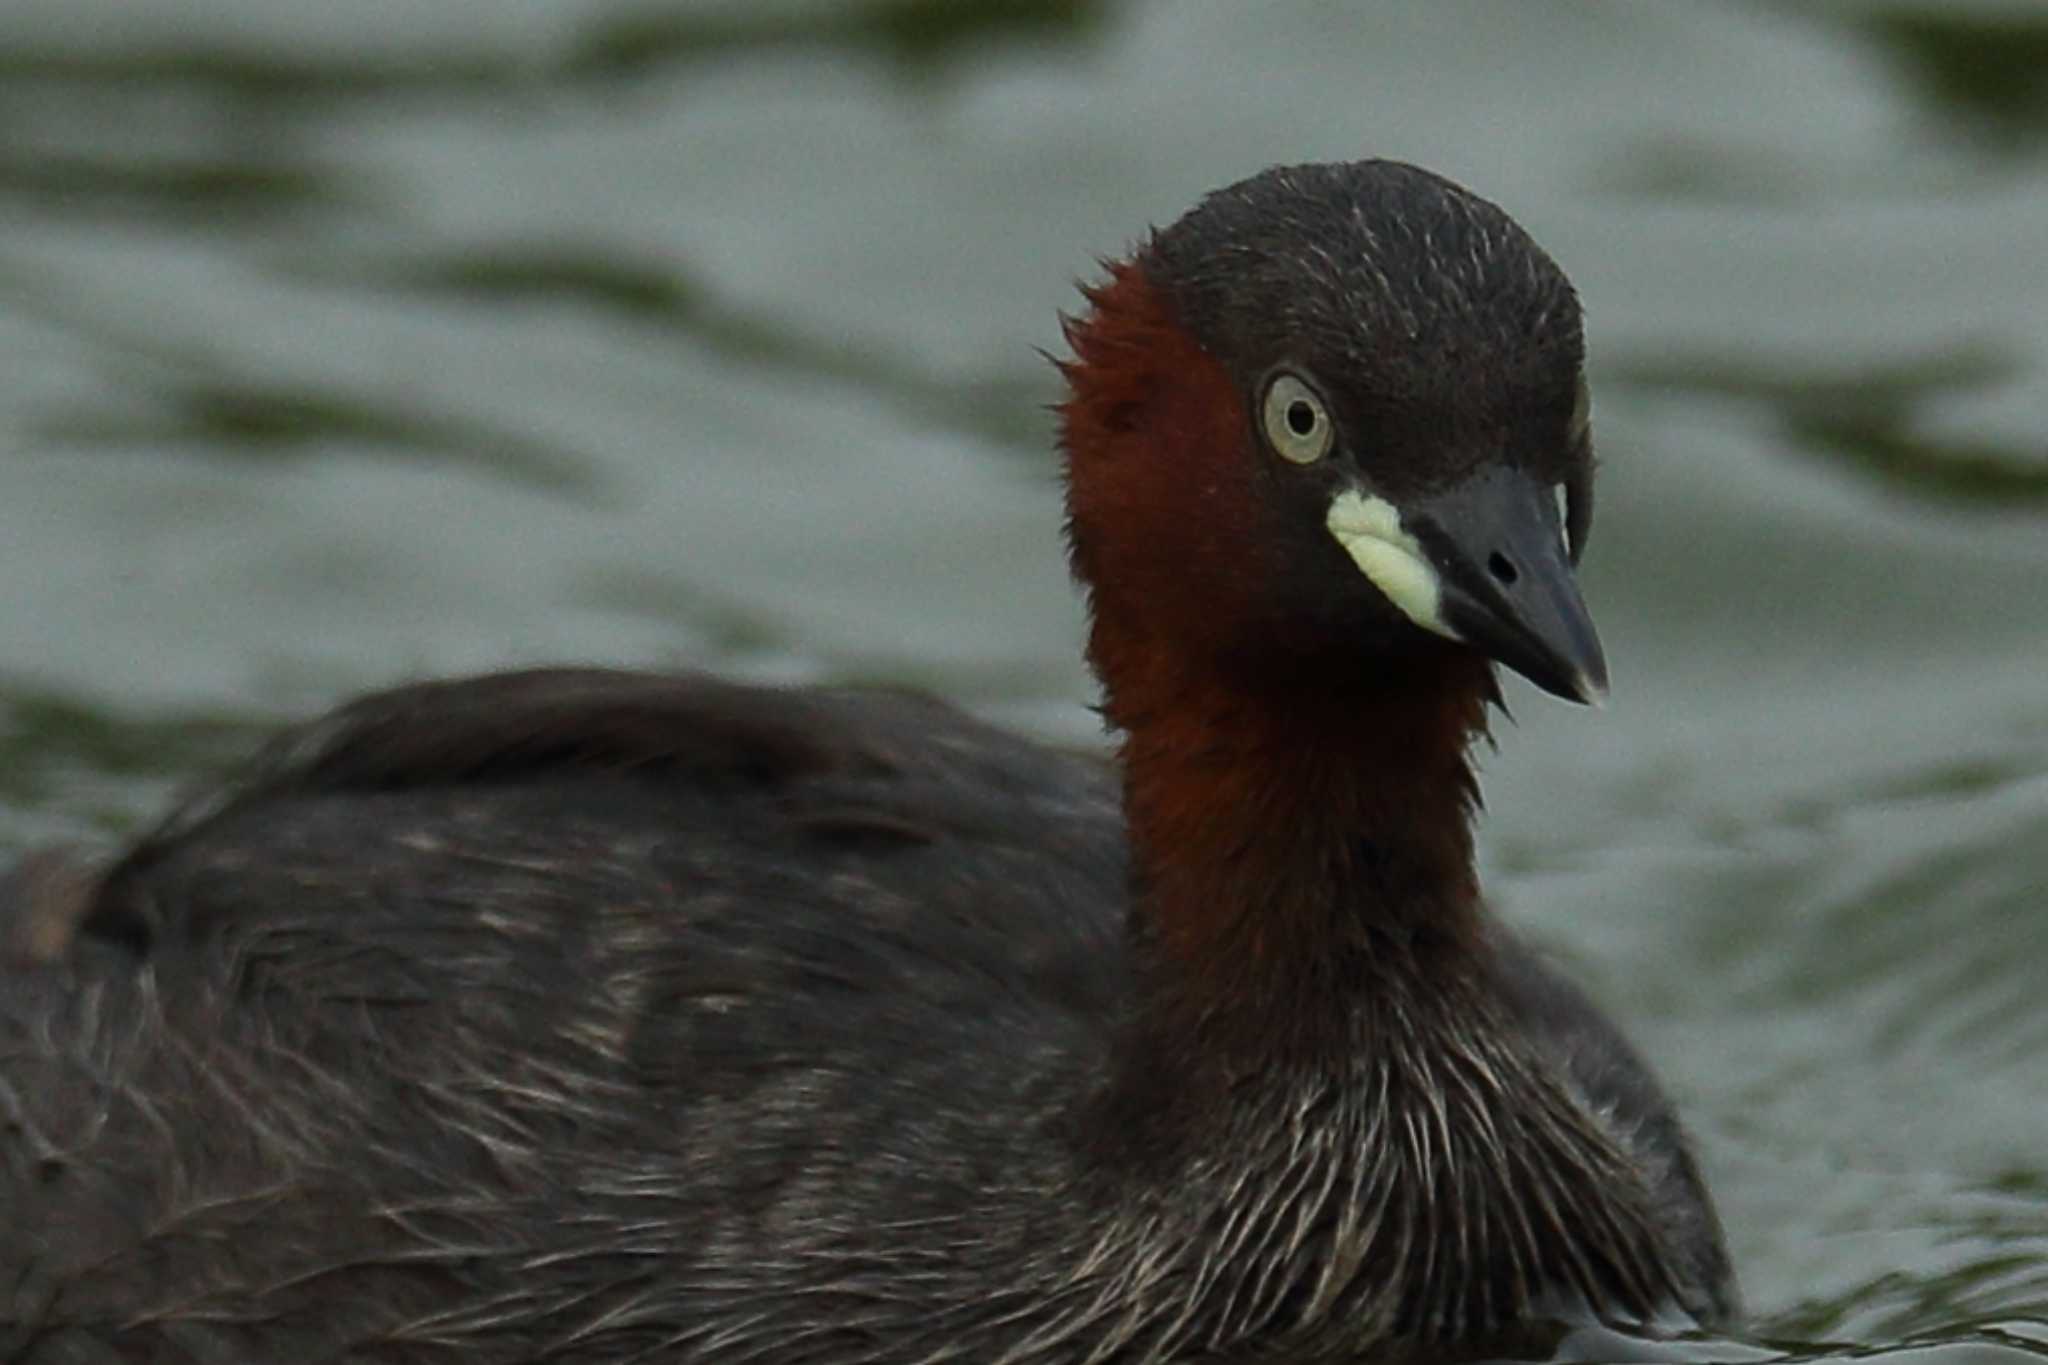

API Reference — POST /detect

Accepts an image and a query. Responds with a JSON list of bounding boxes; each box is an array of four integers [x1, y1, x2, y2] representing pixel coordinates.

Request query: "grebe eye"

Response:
[[1568, 374, 1592, 446], [1261, 373, 1333, 464]]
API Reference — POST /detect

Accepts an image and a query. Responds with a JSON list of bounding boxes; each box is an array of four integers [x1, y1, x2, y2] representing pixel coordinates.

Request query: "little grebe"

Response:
[[1, 160, 1735, 1362]]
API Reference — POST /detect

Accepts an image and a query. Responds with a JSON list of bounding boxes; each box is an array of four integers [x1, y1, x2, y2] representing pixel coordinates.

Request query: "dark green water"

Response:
[[3, 2, 2044, 1360]]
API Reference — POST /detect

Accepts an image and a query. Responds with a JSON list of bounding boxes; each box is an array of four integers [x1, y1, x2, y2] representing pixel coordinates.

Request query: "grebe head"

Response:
[[1060, 159, 1604, 707]]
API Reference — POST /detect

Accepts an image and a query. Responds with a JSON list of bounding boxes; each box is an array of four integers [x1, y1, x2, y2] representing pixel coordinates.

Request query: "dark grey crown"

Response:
[[1145, 160, 1584, 427]]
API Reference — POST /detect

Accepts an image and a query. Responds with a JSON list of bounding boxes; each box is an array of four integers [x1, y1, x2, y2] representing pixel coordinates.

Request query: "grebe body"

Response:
[[1, 160, 1735, 1363]]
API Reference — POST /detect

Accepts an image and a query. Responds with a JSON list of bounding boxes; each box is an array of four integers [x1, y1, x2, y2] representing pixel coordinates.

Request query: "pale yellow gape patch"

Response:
[[1325, 490, 1458, 640]]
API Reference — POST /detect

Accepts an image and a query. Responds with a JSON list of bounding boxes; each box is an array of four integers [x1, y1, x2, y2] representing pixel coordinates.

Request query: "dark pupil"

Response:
[[1285, 400, 1317, 437]]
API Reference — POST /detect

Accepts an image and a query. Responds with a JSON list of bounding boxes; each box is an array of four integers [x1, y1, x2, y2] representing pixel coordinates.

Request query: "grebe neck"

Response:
[[1102, 632, 1498, 1049], [1081, 639, 1692, 1337]]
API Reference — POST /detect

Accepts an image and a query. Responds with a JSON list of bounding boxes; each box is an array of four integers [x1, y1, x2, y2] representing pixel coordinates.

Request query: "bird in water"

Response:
[[0, 159, 1736, 1363]]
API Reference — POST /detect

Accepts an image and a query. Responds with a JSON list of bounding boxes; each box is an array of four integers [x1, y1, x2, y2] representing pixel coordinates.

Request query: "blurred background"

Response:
[[2, 1, 2044, 1359]]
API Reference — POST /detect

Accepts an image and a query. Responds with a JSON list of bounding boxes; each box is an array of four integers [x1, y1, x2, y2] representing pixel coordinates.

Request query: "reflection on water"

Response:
[[1618, 343, 2048, 507], [2, 1, 2045, 1360], [37, 377, 603, 492], [1855, 7, 2048, 150], [343, 244, 1049, 445], [0, 0, 1108, 101]]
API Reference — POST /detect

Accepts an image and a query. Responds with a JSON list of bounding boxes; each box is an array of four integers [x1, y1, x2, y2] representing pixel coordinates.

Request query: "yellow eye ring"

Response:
[[1261, 373, 1333, 464]]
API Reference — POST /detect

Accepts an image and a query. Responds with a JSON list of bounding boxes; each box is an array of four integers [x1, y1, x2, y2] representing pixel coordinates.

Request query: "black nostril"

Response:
[[1488, 552, 1518, 586]]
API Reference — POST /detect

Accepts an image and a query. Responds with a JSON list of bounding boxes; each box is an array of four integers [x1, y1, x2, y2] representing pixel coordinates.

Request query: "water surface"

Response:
[[3, 2, 2045, 1360]]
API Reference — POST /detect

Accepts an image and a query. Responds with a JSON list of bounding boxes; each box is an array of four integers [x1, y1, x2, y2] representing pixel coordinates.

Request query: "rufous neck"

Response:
[[1101, 631, 1497, 1039]]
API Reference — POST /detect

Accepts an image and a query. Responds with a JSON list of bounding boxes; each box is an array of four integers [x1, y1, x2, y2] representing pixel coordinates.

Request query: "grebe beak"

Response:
[[1415, 464, 1608, 706], [1327, 465, 1608, 707]]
